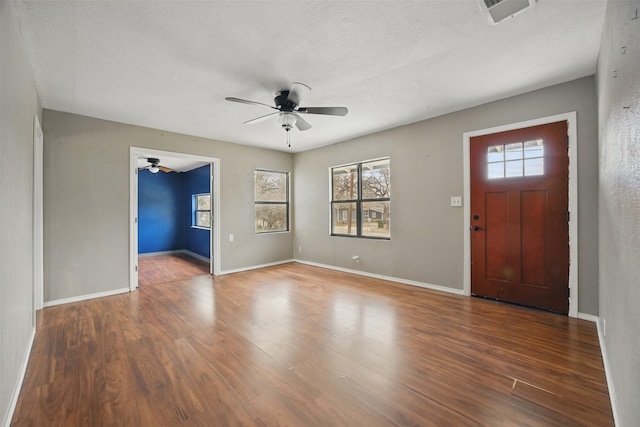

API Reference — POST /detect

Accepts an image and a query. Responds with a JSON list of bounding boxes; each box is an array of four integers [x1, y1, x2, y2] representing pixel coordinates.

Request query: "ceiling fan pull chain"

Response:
[[287, 129, 291, 148]]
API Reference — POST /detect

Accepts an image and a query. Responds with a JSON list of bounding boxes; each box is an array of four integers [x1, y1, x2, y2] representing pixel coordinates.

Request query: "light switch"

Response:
[[451, 196, 463, 207], [229, 233, 234, 242]]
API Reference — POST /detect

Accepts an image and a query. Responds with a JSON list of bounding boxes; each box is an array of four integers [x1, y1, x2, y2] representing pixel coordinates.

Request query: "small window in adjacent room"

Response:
[[193, 193, 211, 228], [255, 169, 289, 233], [331, 157, 390, 239]]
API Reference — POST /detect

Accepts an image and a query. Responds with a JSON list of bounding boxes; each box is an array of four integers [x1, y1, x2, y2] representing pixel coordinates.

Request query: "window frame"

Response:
[[330, 157, 390, 240], [254, 169, 290, 234], [193, 193, 211, 229]]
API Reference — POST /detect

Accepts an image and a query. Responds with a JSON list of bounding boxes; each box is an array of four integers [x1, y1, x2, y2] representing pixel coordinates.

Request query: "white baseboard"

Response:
[[577, 312, 599, 322], [43, 287, 130, 308], [181, 249, 210, 263], [596, 318, 621, 427], [220, 259, 295, 275], [294, 259, 465, 296], [3, 327, 35, 427], [138, 250, 182, 257]]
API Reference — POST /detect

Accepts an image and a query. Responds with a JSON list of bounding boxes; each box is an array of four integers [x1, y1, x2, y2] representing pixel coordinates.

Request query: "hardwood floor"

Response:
[[12, 263, 613, 426], [137, 253, 210, 286]]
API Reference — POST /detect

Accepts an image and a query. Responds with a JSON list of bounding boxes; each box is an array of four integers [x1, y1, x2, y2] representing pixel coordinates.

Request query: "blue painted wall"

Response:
[[138, 169, 186, 253], [184, 165, 211, 258], [138, 165, 211, 259]]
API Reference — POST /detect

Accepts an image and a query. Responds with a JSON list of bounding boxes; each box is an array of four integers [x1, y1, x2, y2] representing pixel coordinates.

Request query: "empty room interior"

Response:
[[1, 0, 639, 426]]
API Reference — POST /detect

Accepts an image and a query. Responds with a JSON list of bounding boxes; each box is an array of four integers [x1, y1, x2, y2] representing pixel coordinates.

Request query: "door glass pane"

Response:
[[524, 158, 544, 176], [505, 142, 523, 160], [332, 165, 358, 201], [505, 160, 523, 177], [487, 145, 504, 162], [362, 159, 390, 199], [332, 202, 357, 235], [362, 201, 390, 238], [524, 139, 544, 158], [488, 162, 504, 179]]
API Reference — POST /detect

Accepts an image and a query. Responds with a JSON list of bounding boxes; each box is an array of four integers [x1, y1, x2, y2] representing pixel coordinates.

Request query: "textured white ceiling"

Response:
[[13, 0, 607, 152]]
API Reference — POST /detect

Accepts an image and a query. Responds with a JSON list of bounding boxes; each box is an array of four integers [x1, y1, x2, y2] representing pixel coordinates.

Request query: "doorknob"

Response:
[[473, 214, 479, 220], [473, 226, 481, 231]]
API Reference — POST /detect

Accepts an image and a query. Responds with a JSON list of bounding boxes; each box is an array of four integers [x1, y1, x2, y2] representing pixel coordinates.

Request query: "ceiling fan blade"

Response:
[[158, 166, 174, 173], [244, 111, 279, 125], [286, 82, 311, 106], [225, 97, 276, 110], [296, 106, 348, 116], [292, 113, 312, 131]]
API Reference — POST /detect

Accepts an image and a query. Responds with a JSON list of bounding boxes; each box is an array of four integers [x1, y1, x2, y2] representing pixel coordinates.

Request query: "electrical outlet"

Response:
[[451, 196, 463, 207], [352, 255, 360, 263], [298, 246, 302, 253]]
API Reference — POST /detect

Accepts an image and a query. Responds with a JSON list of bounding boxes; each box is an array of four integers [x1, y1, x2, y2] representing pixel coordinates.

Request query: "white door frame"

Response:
[[33, 115, 44, 322], [129, 147, 221, 291], [462, 112, 578, 318]]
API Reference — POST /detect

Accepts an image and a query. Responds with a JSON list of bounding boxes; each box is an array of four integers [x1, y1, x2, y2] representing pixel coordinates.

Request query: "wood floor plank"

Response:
[[12, 262, 613, 426]]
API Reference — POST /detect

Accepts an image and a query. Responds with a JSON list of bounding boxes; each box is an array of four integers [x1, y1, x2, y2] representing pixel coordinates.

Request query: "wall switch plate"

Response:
[[451, 196, 463, 207], [229, 234, 234, 242]]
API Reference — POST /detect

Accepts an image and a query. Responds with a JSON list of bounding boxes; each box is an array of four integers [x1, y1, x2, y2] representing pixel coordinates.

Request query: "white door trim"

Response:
[[463, 112, 578, 318], [33, 115, 44, 319], [129, 147, 221, 291]]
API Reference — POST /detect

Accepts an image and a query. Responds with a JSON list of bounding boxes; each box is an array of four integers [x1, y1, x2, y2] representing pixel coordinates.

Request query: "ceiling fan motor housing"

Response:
[[274, 90, 296, 111]]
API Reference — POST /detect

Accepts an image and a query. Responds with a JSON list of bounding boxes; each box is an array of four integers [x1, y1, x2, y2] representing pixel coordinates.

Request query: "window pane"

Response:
[[524, 139, 544, 158], [488, 162, 504, 179], [362, 159, 390, 199], [362, 201, 390, 238], [196, 211, 211, 228], [255, 171, 287, 202], [505, 160, 523, 177], [332, 165, 358, 201], [196, 194, 211, 210], [255, 204, 287, 233], [505, 142, 523, 160], [524, 158, 544, 176], [332, 202, 357, 235], [487, 145, 504, 162]]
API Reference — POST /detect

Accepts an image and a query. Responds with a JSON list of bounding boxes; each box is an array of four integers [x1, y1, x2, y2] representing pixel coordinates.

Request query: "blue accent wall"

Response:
[[184, 164, 211, 258], [138, 169, 186, 253], [138, 164, 211, 259]]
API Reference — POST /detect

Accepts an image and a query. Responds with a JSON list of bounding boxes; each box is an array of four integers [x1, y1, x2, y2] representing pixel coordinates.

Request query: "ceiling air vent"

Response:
[[480, 0, 536, 25]]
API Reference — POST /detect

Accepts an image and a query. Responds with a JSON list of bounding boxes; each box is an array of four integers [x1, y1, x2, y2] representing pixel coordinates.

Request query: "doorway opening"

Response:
[[129, 147, 221, 291], [463, 112, 578, 317]]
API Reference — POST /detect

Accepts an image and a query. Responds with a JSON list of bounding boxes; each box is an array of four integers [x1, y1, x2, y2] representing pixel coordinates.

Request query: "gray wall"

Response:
[[294, 76, 599, 315], [43, 110, 293, 302], [0, 3, 42, 425], [596, 1, 640, 425]]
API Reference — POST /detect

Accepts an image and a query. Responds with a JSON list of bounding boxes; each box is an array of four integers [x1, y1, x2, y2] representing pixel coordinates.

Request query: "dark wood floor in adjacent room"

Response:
[[12, 263, 613, 426], [137, 252, 210, 286]]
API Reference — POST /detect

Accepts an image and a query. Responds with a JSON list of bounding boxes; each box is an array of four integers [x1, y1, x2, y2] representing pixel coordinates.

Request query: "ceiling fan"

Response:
[[138, 157, 175, 174], [225, 82, 348, 147]]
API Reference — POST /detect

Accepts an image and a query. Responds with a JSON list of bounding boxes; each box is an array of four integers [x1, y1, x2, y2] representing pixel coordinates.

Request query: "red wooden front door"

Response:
[[470, 121, 569, 314]]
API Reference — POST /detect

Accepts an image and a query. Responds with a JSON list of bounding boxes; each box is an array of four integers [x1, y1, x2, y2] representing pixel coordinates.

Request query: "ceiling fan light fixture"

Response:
[[279, 113, 297, 131], [149, 165, 160, 174]]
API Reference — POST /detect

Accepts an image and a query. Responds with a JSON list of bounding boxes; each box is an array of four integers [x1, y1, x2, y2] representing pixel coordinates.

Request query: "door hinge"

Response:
[[135, 217, 138, 224], [135, 265, 138, 272], [567, 135, 570, 147], [568, 287, 570, 297], [567, 211, 570, 222]]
